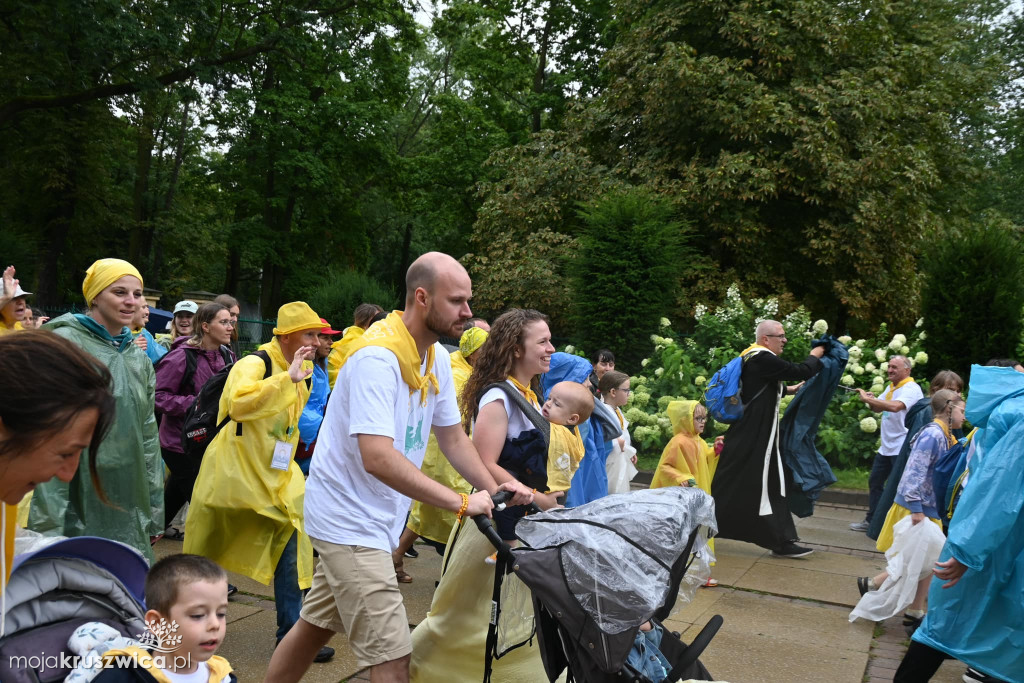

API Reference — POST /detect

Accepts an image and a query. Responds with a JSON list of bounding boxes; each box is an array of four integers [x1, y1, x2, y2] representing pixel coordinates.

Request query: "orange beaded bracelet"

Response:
[[455, 492, 469, 520]]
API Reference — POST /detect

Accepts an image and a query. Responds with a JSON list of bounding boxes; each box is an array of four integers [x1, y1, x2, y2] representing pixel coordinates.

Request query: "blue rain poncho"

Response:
[[778, 336, 845, 517], [912, 365, 1024, 682], [540, 353, 615, 507]]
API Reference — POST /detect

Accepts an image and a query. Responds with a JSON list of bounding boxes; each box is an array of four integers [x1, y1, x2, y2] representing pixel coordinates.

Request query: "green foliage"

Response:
[[303, 269, 398, 331], [921, 221, 1024, 376], [567, 188, 692, 369]]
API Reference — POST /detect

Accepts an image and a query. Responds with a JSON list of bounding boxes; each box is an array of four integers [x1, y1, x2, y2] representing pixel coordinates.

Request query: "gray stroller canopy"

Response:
[[514, 487, 717, 635]]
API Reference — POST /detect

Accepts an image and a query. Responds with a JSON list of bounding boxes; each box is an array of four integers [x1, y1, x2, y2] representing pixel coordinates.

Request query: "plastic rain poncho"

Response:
[[912, 366, 1024, 682], [27, 314, 163, 562], [184, 339, 314, 588], [778, 336, 845, 517]]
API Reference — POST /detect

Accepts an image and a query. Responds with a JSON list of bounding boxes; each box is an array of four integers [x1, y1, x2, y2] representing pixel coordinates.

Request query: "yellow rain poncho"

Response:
[[546, 424, 585, 492], [651, 400, 719, 493], [184, 338, 314, 588], [407, 348, 474, 543], [0, 320, 24, 336], [327, 325, 365, 388]]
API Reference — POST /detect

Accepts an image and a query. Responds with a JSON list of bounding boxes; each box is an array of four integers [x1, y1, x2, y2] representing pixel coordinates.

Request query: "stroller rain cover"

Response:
[[508, 487, 717, 674]]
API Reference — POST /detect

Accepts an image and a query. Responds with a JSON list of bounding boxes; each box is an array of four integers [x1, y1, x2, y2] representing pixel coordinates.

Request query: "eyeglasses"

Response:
[[694, 416, 708, 422], [615, 387, 631, 394], [764, 334, 786, 339]]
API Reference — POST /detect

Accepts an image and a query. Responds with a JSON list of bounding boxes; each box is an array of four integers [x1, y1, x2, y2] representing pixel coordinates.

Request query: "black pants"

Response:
[[867, 452, 895, 522], [894, 641, 951, 682], [161, 447, 201, 528]]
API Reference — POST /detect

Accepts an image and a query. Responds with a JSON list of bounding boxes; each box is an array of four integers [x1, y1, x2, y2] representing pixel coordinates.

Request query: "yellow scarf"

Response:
[[508, 376, 538, 406], [546, 425, 585, 492], [615, 406, 624, 429], [884, 376, 913, 401], [932, 418, 955, 448], [739, 343, 772, 358], [342, 311, 438, 406]]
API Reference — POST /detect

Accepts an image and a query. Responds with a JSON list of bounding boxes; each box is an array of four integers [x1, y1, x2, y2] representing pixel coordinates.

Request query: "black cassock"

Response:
[[711, 350, 822, 551]]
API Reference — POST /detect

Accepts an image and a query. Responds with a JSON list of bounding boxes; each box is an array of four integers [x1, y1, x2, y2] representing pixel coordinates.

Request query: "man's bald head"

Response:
[[405, 252, 468, 307], [755, 320, 783, 339]]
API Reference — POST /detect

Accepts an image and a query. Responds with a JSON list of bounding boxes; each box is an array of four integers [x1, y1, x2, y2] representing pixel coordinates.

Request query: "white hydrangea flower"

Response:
[[881, 361, 889, 372], [860, 417, 878, 433], [694, 375, 707, 386], [915, 351, 929, 365], [657, 416, 671, 429], [694, 304, 708, 320], [918, 331, 926, 342], [563, 344, 575, 354], [625, 408, 644, 423], [659, 317, 671, 329], [888, 338, 902, 351], [900, 345, 910, 355], [812, 319, 828, 335], [633, 375, 646, 386], [874, 348, 887, 362], [654, 367, 664, 377], [894, 334, 907, 345], [848, 346, 862, 359], [856, 339, 868, 348], [641, 358, 649, 367], [726, 283, 741, 301], [650, 334, 659, 343], [841, 374, 855, 386], [871, 383, 884, 394], [864, 363, 875, 372], [852, 365, 864, 375], [837, 335, 852, 345], [916, 318, 924, 328]]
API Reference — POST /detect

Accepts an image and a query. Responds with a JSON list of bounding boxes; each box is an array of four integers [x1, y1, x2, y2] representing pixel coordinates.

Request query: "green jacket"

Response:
[[28, 314, 163, 562]]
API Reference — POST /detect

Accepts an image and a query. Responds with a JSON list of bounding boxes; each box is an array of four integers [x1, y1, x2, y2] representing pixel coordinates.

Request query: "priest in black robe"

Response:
[[711, 319, 825, 557]]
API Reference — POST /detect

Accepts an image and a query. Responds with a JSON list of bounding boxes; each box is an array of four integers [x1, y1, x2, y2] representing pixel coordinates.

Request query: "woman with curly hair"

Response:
[[410, 308, 558, 682]]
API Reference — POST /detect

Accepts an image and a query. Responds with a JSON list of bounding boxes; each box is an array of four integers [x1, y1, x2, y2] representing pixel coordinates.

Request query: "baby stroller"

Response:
[[474, 487, 723, 683], [0, 536, 149, 683]]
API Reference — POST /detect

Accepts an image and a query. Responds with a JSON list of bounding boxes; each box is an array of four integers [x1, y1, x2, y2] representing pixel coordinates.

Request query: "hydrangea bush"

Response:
[[622, 286, 929, 470]]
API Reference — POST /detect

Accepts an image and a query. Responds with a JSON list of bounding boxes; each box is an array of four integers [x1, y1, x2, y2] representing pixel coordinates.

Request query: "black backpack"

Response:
[[181, 351, 272, 460]]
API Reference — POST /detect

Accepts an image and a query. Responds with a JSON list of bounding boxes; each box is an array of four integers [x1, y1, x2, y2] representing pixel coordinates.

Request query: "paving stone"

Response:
[[735, 559, 863, 607]]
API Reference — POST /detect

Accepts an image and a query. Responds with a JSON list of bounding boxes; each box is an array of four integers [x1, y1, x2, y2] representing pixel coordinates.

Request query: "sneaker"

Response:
[[849, 520, 870, 532], [963, 667, 1008, 683], [771, 542, 814, 558], [313, 646, 335, 663], [903, 613, 924, 637], [404, 547, 419, 559], [857, 576, 872, 596]]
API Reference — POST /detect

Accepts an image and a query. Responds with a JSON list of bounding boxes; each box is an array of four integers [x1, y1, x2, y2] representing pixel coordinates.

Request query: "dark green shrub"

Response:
[[566, 188, 694, 370], [304, 268, 397, 330], [921, 222, 1024, 377]]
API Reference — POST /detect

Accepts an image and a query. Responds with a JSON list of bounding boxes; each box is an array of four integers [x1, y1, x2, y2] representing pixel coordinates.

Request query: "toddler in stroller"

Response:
[[475, 486, 724, 683]]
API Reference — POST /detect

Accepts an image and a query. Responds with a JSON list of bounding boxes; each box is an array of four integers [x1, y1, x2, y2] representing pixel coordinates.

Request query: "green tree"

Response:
[[920, 221, 1024, 377], [567, 189, 693, 369], [575, 0, 1010, 329]]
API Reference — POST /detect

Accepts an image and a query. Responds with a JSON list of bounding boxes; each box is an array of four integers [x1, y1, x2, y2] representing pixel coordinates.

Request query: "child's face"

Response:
[[149, 579, 228, 672], [542, 385, 580, 426], [693, 408, 708, 435]]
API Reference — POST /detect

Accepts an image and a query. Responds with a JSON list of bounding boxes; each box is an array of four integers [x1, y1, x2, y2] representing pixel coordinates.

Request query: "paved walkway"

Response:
[[154, 497, 969, 682]]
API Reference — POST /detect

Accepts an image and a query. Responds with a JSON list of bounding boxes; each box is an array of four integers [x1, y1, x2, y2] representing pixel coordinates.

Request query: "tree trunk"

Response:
[[531, 6, 555, 134], [129, 100, 155, 267]]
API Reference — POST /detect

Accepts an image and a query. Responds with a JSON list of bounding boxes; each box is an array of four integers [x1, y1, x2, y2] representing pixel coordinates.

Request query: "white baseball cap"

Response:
[[173, 300, 198, 315], [1, 281, 30, 299]]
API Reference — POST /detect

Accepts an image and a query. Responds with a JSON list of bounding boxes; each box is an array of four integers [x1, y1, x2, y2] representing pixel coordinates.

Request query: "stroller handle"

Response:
[[472, 490, 543, 554]]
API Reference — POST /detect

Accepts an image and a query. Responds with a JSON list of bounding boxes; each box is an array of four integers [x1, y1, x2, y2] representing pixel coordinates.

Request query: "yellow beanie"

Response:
[[273, 302, 323, 335], [82, 258, 144, 305], [459, 326, 488, 357]]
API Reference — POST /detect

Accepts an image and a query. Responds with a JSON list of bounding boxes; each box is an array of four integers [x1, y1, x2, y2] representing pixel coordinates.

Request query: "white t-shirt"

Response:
[[879, 380, 924, 455], [478, 381, 539, 439], [304, 344, 461, 551], [162, 663, 209, 682]]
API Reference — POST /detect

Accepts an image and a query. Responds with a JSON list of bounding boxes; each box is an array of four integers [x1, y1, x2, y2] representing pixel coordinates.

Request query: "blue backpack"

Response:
[[932, 428, 975, 526], [704, 349, 766, 423]]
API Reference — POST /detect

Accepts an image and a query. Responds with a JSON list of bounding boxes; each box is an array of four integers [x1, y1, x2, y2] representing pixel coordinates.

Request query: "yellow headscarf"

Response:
[[272, 302, 322, 336], [341, 310, 438, 406], [82, 259, 144, 305], [459, 326, 488, 357]]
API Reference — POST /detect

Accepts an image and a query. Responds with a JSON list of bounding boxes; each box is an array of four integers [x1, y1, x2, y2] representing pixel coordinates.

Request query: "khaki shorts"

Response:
[[300, 538, 411, 668]]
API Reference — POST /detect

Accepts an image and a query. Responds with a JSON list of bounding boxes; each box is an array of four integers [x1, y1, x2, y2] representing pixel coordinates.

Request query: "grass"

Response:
[[637, 453, 661, 472], [833, 467, 869, 490]]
